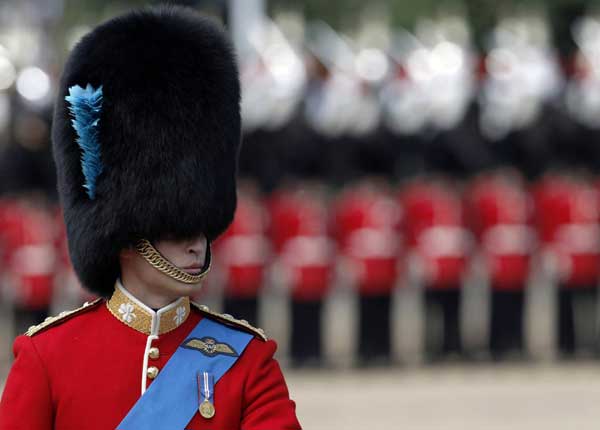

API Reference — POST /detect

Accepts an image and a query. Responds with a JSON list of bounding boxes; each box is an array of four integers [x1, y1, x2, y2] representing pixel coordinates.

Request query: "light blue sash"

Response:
[[117, 318, 253, 430]]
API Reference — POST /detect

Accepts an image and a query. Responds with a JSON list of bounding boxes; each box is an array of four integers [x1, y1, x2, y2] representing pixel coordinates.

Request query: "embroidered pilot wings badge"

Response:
[[182, 337, 239, 357]]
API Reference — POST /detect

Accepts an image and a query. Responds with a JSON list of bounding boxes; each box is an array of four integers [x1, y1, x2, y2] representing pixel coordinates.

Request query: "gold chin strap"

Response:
[[135, 238, 211, 284]]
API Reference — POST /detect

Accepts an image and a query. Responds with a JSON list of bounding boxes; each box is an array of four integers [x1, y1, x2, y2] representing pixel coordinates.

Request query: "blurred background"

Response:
[[2, 0, 600, 428]]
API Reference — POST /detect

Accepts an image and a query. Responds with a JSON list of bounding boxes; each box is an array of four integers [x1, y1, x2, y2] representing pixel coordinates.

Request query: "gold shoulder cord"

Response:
[[191, 302, 268, 341], [26, 298, 103, 337], [135, 239, 211, 284]]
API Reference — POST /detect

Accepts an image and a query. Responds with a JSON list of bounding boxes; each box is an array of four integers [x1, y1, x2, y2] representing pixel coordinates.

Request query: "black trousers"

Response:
[[424, 288, 461, 358], [290, 299, 323, 366], [557, 285, 598, 356], [358, 294, 391, 364], [223, 296, 258, 327], [489, 289, 525, 359]]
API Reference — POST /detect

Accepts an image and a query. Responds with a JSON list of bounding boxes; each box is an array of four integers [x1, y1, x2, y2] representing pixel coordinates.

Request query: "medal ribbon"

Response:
[[198, 371, 214, 405], [117, 318, 253, 430]]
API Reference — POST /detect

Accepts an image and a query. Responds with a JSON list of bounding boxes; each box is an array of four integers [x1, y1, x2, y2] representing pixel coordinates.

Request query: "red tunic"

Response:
[[267, 188, 334, 301], [0, 297, 301, 429], [214, 193, 269, 299], [465, 172, 534, 290], [332, 183, 402, 296], [532, 174, 600, 287], [0, 199, 57, 309], [400, 179, 470, 288]]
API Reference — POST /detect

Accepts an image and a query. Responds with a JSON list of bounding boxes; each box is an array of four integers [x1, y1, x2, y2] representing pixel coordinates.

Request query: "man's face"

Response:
[[120, 234, 209, 298], [153, 235, 208, 276]]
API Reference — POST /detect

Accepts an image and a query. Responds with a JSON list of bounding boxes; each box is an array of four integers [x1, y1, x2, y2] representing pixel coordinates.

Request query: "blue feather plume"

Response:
[[65, 84, 104, 199]]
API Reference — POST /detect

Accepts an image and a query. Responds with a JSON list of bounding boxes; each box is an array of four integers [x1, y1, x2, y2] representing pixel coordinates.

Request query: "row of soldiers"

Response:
[[2, 168, 599, 365], [237, 13, 600, 190], [2, 13, 600, 366]]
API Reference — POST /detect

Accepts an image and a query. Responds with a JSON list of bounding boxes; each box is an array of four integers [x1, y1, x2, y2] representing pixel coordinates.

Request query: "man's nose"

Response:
[[186, 236, 207, 259]]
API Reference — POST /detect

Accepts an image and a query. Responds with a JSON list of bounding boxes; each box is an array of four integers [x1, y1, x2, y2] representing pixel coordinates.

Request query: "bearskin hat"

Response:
[[52, 5, 241, 296]]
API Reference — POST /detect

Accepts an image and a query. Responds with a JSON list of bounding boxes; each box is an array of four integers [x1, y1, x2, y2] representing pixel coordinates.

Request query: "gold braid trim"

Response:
[[26, 298, 103, 337], [191, 302, 267, 341], [135, 239, 211, 284]]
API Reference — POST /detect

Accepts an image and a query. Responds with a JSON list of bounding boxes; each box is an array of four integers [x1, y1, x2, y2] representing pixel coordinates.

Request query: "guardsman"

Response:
[[533, 172, 600, 356], [332, 179, 402, 365], [214, 183, 269, 326], [400, 177, 471, 359], [0, 196, 57, 335], [0, 6, 301, 429], [268, 183, 334, 367], [466, 170, 535, 359], [0, 105, 58, 335]]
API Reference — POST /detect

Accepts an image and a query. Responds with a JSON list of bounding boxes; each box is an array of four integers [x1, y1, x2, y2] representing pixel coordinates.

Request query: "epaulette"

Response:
[[25, 298, 103, 337], [191, 302, 267, 341]]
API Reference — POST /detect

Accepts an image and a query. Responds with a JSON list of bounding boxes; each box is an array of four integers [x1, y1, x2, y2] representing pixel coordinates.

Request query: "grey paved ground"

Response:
[[286, 364, 600, 430]]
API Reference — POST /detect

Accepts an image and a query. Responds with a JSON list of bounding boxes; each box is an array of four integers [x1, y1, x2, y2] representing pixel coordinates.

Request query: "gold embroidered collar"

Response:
[[107, 281, 191, 336]]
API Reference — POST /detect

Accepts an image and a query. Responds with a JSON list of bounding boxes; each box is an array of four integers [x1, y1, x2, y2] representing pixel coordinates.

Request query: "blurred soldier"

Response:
[[466, 170, 535, 359], [333, 180, 401, 365], [303, 26, 366, 186], [214, 184, 269, 326], [400, 177, 471, 359], [0, 103, 58, 335], [237, 21, 308, 193], [478, 14, 564, 181], [268, 183, 334, 366], [0, 7, 300, 429], [563, 15, 600, 174], [533, 173, 600, 356], [239, 96, 309, 193], [379, 61, 429, 181], [0, 197, 57, 334]]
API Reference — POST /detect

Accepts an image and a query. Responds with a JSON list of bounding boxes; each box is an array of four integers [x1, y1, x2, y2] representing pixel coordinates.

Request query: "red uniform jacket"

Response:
[[332, 183, 402, 296], [214, 194, 269, 299], [400, 180, 470, 288], [0, 199, 57, 309], [466, 172, 535, 290], [0, 285, 301, 430], [533, 174, 600, 287], [267, 188, 333, 301]]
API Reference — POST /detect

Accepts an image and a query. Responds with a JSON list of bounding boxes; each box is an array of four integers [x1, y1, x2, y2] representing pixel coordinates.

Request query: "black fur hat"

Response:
[[52, 5, 241, 296]]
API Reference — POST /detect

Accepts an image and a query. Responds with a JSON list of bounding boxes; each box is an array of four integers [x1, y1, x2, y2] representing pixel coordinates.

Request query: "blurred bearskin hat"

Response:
[[52, 5, 241, 296]]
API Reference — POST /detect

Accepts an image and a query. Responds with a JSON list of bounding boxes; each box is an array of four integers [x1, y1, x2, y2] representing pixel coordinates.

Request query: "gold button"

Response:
[[147, 366, 159, 379], [148, 347, 159, 360]]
